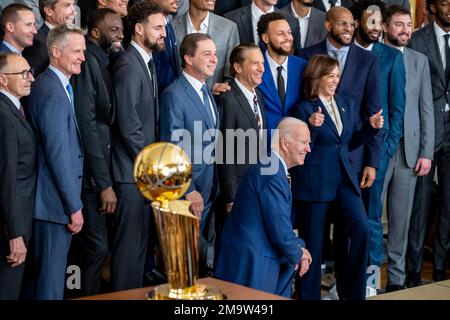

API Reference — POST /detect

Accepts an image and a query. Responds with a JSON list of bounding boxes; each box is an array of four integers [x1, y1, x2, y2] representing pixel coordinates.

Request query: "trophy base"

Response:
[[146, 284, 225, 300]]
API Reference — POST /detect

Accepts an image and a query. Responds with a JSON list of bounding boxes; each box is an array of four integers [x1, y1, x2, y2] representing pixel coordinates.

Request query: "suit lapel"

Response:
[[338, 45, 359, 92], [312, 98, 340, 139], [334, 95, 351, 140], [428, 23, 446, 88], [180, 75, 215, 130], [261, 58, 280, 106], [241, 5, 254, 43], [0, 93, 35, 142], [231, 80, 259, 130]]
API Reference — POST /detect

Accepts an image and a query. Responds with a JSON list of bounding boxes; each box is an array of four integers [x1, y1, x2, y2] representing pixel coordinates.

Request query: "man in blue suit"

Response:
[[0, 3, 36, 54], [351, 0, 406, 281], [257, 12, 308, 136], [27, 24, 86, 300], [159, 33, 220, 273], [215, 117, 312, 297]]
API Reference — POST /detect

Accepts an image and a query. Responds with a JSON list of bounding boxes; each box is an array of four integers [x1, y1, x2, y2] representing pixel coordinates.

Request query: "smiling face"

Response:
[[96, 12, 124, 53], [235, 48, 265, 90], [138, 13, 167, 53], [5, 9, 36, 51], [190, 0, 216, 11], [318, 65, 340, 100], [51, 32, 86, 77], [430, 0, 450, 29], [282, 124, 311, 167], [153, 0, 179, 15], [44, 0, 76, 26], [0, 55, 35, 99], [326, 9, 355, 47], [383, 13, 412, 47], [359, 7, 383, 43], [99, 0, 129, 17], [184, 39, 217, 82], [263, 19, 294, 56]]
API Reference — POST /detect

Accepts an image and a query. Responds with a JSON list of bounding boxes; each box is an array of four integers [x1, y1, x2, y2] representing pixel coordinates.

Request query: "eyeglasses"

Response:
[[1, 68, 34, 79], [333, 21, 357, 29]]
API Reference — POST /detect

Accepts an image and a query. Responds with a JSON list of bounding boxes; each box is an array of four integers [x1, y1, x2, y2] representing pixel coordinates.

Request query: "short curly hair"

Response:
[[126, 1, 164, 36], [257, 12, 288, 42]]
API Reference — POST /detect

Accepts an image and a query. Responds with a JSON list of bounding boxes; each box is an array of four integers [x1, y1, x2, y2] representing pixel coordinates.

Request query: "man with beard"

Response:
[[70, 8, 123, 296], [281, 0, 327, 48], [382, 4, 435, 291], [172, 0, 239, 95], [23, 0, 77, 77], [0, 4, 37, 54], [110, 2, 165, 291], [257, 12, 308, 138], [407, 0, 450, 284], [351, 0, 406, 291], [151, 0, 181, 94]]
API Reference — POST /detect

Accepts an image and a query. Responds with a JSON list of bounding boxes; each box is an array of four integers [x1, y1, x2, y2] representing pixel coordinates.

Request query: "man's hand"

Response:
[[369, 109, 384, 129], [212, 82, 231, 95], [68, 210, 84, 235], [415, 158, 432, 176], [99, 186, 117, 214], [185, 191, 204, 218], [296, 248, 312, 277], [360, 166, 376, 188], [225, 203, 233, 215], [309, 106, 325, 127], [7, 236, 27, 268]]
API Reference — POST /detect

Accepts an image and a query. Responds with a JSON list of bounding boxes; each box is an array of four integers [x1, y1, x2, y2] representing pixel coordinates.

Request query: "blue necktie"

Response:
[[66, 83, 74, 109], [201, 85, 215, 126]]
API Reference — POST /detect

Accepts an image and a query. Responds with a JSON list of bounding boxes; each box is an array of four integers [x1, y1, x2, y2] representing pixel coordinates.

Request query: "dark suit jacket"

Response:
[[280, 4, 327, 48], [0, 93, 36, 242], [311, 0, 353, 12], [215, 155, 305, 294], [110, 45, 158, 183], [371, 42, 406, 158], [290, 95, 360, 201], [224, 4, 302, 56], [299, 41, 382, 171], [159, 74, 220, 202], [71, 39, 115, 193], [28, 68, 84, 224], [409, 23, 449, 152], [0, 41, 13, 53], [23, 24, 50, 78], [216, 79, 266, 204], [258, 54, 308, 131]]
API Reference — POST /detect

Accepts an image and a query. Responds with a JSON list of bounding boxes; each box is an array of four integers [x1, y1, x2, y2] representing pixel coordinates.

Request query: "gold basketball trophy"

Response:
[[133, 142, 224, 300]]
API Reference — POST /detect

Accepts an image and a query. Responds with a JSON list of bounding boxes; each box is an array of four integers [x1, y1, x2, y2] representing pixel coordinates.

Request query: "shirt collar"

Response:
[[271, 149, 288, 176], [326, 39, 350, 53], [266, 50, 289, 71], [290, 2, 311, 19], [183, 70, 205, 92], [0, 89, 20, 109], [2, 40, 21, 54], [251, 1, 274, 19], [49, 64, 71, 86], [354, 40, 373, 51], [130, 40, 151, 64], [382, 39, 404, 52], [45, 21, 55, 30], [187, 11, 209, 32], [434, 20, 450, 38], [234, 78, 256, 102]]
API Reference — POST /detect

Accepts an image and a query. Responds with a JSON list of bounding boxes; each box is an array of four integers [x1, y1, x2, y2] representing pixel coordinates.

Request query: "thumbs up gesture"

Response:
[[369, 109, 384, 129], [309, 106, 325, 127]]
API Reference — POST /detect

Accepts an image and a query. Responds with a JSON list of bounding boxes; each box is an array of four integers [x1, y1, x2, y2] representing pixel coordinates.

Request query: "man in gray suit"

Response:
[[172, 0, 240, 95], [280, 0, 327, 48], [408, 0, 450, 284], [382, 4, 435, 290]]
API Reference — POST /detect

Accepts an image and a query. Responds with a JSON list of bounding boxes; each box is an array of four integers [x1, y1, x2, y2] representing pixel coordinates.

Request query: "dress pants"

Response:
[[295, 176, 369, 300], [407, 140, 450, 273], [111, 183, 150, 291], [0, 233, 26, 299], [33, 219, 72, 300], [80, 190, 109, 296], [383, 140, 417, 286], [361, 148, 391, 269]]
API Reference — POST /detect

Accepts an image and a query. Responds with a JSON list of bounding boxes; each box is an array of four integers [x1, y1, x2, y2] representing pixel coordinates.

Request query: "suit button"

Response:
[[78, 155, 82, 158], [78, 175, 82, 179], [107, 144, 111, 149]]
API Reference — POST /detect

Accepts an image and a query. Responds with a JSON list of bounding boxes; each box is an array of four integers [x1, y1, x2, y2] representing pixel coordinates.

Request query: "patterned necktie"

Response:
[[277, 65, 286, 109], [253, 94, 262, 137], [19, 104, 25, 117], [201, 85, 216, 126], [66, 83, 74, 110], [333, 49, 344, 74]]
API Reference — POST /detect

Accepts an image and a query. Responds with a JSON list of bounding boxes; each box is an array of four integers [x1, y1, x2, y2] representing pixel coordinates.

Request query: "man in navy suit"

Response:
[[27, 24, 85, 300], [151, 0, 181, 95], [215, 117, 312, 297], [351, 0, 406, 283], [257, 12, 308, 136], [0, 3, 36, 54], [159, 33, 220, 273]]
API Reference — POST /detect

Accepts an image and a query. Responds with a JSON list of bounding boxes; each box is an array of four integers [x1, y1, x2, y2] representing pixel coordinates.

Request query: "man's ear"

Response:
[[0, 74, 8, 88], [261, 33, 269, 45], [134, 22, 144, 37], [325, 21, 332, 33], [90, 27, 101, 40]]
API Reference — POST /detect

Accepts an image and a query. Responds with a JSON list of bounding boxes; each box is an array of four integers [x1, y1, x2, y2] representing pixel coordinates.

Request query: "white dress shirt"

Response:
[[130, 40, 153, 82], [0, 89, 20, 110], [234, 78, 264, 130], [44, 21, 55, 30], [251, 2, 274, 44], [187, 12, 209, 34], [182, 71, 217, 124], [266, 51, 288, 91], [290, 2, 311, 48], [433, 21, 450, 111], [319, 95, 343, 135], [354, 40, 374, 51]]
